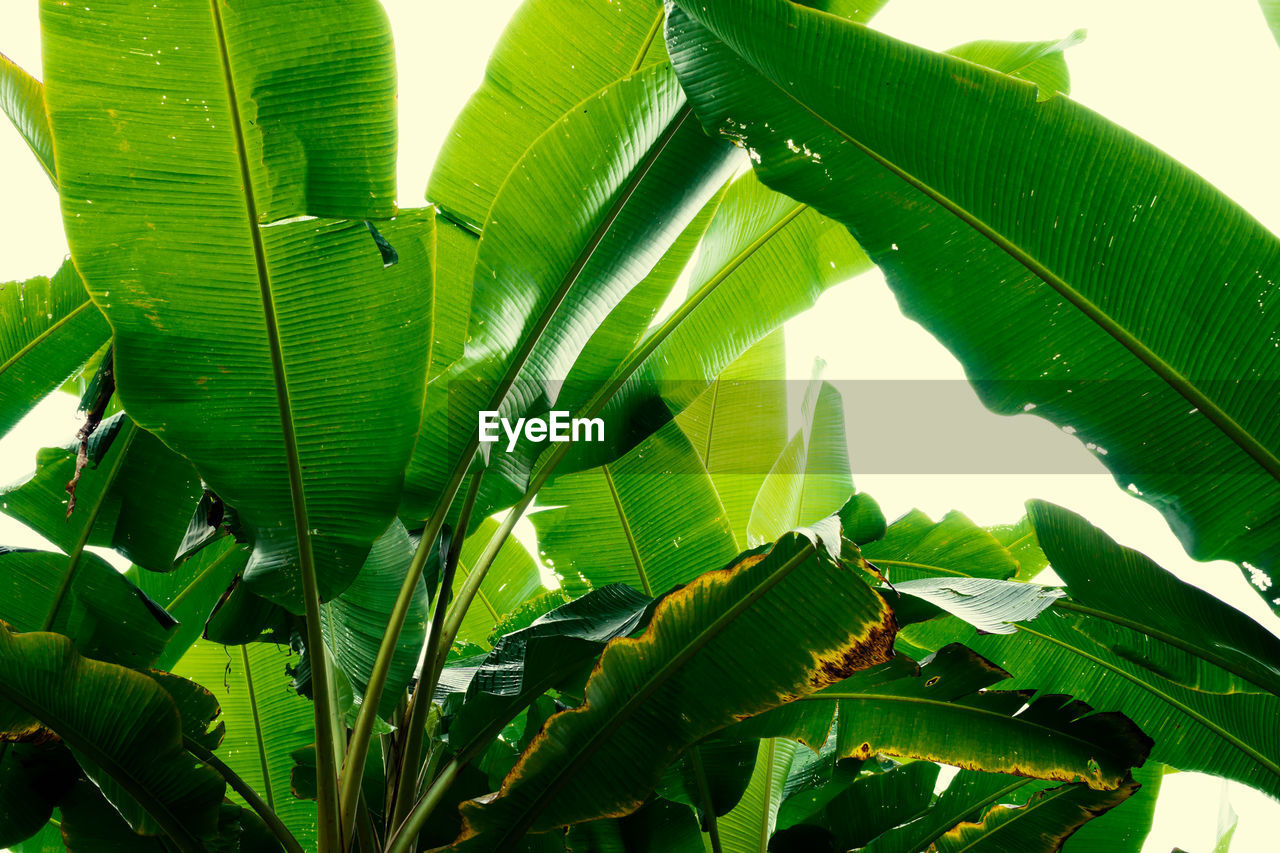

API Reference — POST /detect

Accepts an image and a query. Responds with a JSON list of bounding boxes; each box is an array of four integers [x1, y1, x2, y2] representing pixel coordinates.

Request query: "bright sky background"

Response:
[[2, 1, 1279, 850]]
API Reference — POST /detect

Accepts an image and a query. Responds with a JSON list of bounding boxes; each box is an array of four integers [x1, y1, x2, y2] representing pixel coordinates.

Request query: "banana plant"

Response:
[[0, 1, 1276, 852]]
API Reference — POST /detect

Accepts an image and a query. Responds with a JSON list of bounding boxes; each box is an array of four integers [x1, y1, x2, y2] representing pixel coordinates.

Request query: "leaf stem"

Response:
[[390, 472, 483, 831], [205, 0, 341, 846], [688, 745, 723, 853], [384, 757, 464, 853], [337, 459, 469, 839], [184, 737, 305, 853]]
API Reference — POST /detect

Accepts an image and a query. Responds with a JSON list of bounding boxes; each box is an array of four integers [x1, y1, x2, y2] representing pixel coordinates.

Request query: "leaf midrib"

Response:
[[0, 300, 94, 378], [695, 6, 1280, 485], [808, 690, 1126, 782], [1053, 598, 1280, 699], [488, 538, 822, 852], [601, 463, 653, 596], [0, 649, 205, 852], [1015, 622, 1280, 780], [239, 644, 274, 811], [951, 782, 1081, 853]]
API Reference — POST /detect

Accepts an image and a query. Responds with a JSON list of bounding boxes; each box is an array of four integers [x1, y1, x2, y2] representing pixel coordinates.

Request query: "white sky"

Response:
[[2, 1, 1278, 849]]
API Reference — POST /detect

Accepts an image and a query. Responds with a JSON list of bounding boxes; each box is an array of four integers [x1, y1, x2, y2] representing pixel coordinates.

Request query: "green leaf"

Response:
[[129, 538, 250, 670], [559, 172, 871, 479], [931, 779, 1139, 853], [677, 330, 789, 548], [0, 547, 174, 668], [449, 504, 896, 850], [864, 509, 1021, 582], [657, 738, 758, 819], [2, 413, 201, 573], [1029, 501, 1280, 697], [8, 819, 64, 853], [862, 768, 1035, 853], [173, 639, 317, 850], [319, 521, 427, 719], [818, 761, 940, 850], [40, 0, 433, 607], [665, 0, 1280, 612], [1260, 1, 1280, 47], [1062, 761, 1163, 853], [0, 263, 110, 442], [0, 51, 55, 182], [407, 61, 736, 519], [889, 577, 1065, 635], [829, 645, 1153, 790], [946, 30, 1086, 101], [715, 737, 800, 853], [427, 0, 670, 232], [532, 421, 740, 597], [0, 625, 225, 847], [0, 743, 76, 848], [988, 516, 1049, 581], [452, 518, 549, 649], [443, 584, 652, 752], [747, 382, 854, 547], [924, 503, 1280, 798]]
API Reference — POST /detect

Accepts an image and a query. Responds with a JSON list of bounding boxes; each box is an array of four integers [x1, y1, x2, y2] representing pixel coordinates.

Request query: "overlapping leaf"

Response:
[[40, 0, 433, 606], [0, 263, 109, 442], [449, 507, 896, 850], [666, 0, 1280, 612], [174, 639, 317, 850], [0, 626, 225, 848]]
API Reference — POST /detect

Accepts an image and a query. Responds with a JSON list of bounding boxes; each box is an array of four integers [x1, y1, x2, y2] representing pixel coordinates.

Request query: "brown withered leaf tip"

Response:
[[810, 613, 898, 688]]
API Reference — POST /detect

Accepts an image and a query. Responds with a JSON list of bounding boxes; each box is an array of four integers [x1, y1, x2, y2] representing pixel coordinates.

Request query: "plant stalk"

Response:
[[337, 458, 469, 839], [384, 757, 464, 853], [688, 746, 723, 853], [185, 737, 306, 853], [389, 472, 482, 831]]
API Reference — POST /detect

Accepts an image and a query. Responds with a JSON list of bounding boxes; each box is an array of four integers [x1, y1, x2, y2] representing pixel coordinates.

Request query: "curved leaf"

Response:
[[442, 584, 652, 751], [532, 421, 739, 597], [932, 779, 1138, 853], [558, 172, 871, 479], [1029, 501, 1280, 697], [716, 737, 800, 853], [666, 0, 1280, 611], [0, 625, 224, 847], [450, 509, 896, 850], [889, 577, 1065, 635], [826, 645, 1153, 790], [946, 31, 1086, 101], [0, 52, 54, 182], [0, 263, 109, 442], [0, 547, 174, 668], [174, 639, 317, 850], [40, 0, 431, 606], [918, 505, 1280, 798], [320, 520, 428, 719], [407, 62, 736, 519]]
